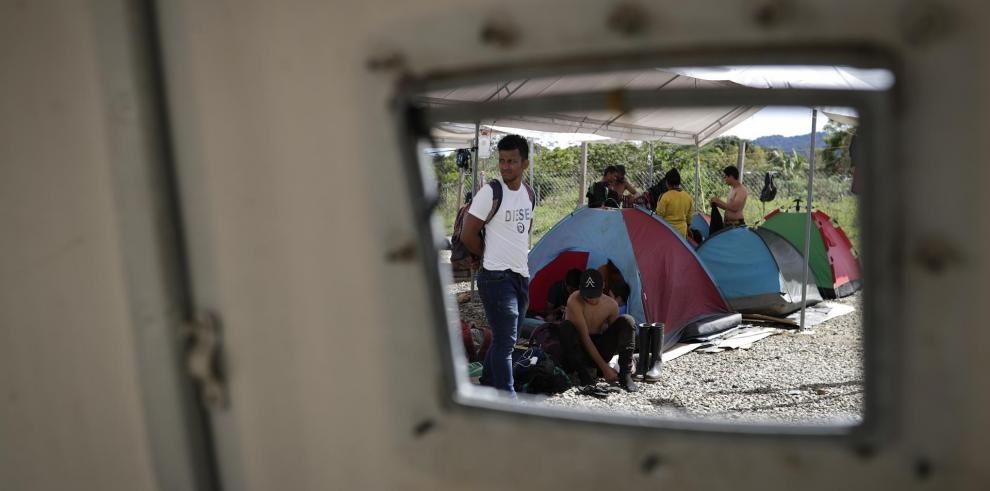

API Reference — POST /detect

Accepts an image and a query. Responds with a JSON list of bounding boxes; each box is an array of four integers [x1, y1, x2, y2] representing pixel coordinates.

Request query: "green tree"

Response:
[[818, 120, 855, 175]]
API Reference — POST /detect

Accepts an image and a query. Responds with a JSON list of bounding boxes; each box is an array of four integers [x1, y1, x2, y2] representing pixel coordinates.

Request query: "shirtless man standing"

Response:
[[610, 164, 642, 207], [710, 165, 749, 227], [558, 269, 638, 391]]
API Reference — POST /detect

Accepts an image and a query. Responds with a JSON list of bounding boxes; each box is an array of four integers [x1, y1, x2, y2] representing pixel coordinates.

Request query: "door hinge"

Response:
[[183, 312, 228, 411]]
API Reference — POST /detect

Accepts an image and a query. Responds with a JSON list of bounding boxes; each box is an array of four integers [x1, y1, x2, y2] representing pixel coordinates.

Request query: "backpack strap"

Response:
[[523, 182, 536, 208], [484, 179, 536, 233], [484, 180, 503, 224], [523, 182, 535, 235]]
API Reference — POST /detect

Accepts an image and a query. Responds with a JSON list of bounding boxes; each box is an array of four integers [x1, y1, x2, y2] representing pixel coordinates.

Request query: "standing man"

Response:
[[610, 164, 642, 207], [587, 165, 621, 208], [461, 134, 535, 395], [711, 165, 749, 228], [558, 269, 638, 392]]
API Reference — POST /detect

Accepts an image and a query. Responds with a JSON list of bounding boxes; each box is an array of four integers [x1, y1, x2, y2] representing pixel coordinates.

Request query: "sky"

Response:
[[723, 106, 816, 139]]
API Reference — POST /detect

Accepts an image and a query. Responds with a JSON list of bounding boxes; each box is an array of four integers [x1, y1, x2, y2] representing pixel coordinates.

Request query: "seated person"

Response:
[[558, 269, 638, 391], [545, 268, 581, 321], [655, 169, 693, 238], [608, 280, 630, 316]]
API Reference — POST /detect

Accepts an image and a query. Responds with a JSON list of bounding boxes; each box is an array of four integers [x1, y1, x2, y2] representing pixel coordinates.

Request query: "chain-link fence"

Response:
[[435, 151, 860, 252]]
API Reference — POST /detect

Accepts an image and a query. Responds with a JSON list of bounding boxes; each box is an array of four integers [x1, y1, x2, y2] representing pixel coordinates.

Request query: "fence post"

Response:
[[578, 142, 588, 208]]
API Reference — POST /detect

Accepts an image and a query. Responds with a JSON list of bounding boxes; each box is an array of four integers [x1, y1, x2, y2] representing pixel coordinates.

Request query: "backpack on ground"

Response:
[[460, 320, 492, 363], [511, 346, 571, 395], [528, 321, 564, 366], [450, 180, 536, 274], [759, 172, 778, 202]]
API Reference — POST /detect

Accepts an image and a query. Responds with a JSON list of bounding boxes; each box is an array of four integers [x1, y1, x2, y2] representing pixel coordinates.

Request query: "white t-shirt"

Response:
[[468, 180, 533, 277]]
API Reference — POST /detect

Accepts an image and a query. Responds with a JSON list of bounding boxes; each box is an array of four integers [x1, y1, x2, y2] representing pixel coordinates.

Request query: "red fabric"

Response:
[[812, 211, 861, 290], [528, 251, 589, 312], [621, 209, 731, 338], [764, 208, 781, 220]]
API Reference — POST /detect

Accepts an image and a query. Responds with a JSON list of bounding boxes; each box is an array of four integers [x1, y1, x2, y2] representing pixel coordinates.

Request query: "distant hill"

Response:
[[752, 132, 826, 156]]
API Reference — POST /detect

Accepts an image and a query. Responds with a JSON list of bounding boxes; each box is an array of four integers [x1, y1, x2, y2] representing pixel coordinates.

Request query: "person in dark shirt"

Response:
[[587, 166, 621, 208], [609, 280, 631, 316], [545, 268, 581, 321]]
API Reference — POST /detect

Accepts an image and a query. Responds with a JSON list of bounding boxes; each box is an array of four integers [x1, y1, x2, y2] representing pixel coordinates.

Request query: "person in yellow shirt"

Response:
[[655, 169, 693, 238]]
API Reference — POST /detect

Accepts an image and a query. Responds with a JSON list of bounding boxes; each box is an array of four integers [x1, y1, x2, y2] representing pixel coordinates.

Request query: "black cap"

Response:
[[579, 269, 603, 299]]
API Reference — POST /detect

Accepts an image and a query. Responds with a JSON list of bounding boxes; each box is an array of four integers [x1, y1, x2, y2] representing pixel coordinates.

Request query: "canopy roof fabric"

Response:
[[760, 209, 862, 299], [528, 206, 740, 350], [697, 227, 822, 316], [422, 69, 762, 146], [671, 66, 893, 91]]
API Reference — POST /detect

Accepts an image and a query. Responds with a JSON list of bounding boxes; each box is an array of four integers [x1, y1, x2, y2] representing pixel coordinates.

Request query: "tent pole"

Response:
[[579, 142, 588, 208], [695, 138, 702, 209], [799, 109, 818, 330], [737, 140, 746, 178], [471, 122, 480, 294]]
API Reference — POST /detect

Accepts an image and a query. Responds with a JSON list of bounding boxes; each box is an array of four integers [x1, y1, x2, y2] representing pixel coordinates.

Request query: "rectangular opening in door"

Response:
[[400, 61, 896, 435]]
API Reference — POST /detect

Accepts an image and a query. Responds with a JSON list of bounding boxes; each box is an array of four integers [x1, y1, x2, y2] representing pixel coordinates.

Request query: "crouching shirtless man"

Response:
[[559, 269, 638, 392]]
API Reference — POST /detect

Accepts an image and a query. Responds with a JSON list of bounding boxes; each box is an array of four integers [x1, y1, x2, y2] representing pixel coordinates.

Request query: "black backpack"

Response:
[[759, 172, 778, 202], [586, 181, 620, 208], [645, 179, 669, 211], [450, 180, 535, 273]]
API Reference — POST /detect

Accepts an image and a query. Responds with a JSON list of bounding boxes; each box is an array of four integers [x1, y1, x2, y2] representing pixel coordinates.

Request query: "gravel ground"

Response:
[[448, 271, 863, 425]]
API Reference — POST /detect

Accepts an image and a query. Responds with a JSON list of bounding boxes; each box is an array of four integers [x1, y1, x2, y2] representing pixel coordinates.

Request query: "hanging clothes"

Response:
[[709, 203, 724, 235]]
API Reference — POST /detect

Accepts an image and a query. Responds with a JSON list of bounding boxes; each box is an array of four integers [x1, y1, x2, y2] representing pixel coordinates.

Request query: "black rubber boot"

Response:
[[619, 369, 639, 392], [645, 324, 664, 382], [619, 323, 638, 392], [636, 324, 652, 380]]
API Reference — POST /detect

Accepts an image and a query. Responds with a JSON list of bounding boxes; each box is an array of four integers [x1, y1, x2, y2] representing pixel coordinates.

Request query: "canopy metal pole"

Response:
[[578, 142, 588, 208], [471, 122, 480, 294], [472, 122, 480, 192], [648, 141, 654, 186], [799, 109, 818, 329], [737, 140, 746, 177], [529, 141, 535, 248], [695, 138, 702, 209]]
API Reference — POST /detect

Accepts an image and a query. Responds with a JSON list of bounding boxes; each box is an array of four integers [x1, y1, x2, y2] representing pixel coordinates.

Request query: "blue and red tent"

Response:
[[528, 207, 740, 351]]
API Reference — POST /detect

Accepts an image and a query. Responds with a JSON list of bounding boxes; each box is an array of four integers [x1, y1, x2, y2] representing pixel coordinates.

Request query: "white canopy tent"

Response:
[[425, 66, 886, 327], [424, 69, 763, 146]]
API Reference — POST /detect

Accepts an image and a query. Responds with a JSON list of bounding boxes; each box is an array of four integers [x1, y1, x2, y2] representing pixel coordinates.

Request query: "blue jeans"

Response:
[[477, 268, 529, 394]]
